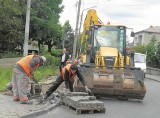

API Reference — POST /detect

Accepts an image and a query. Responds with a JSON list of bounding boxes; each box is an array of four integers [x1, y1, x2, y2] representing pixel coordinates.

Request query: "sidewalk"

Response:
[[0, 93, 59, 118], [145, 74, 160, 82], [0, 76, 60, 118]]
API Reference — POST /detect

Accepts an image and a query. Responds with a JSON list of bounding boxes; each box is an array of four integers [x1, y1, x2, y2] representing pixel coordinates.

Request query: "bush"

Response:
[[51, 49, 62, 56], [40, 49, 61, 67], [43, 52, 60, 67]]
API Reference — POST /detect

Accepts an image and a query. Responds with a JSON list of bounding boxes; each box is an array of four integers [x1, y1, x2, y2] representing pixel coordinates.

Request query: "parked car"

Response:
[[134, 53, 146, 77]]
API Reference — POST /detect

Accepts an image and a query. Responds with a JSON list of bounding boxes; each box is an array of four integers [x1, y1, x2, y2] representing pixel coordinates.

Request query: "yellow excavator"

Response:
[[74, 9, 146, 100]]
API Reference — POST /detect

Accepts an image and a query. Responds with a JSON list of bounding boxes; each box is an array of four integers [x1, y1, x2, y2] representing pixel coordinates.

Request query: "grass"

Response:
[[34, 66, 58, 81], [0, 66, 58, 91], [0, 67, 13, 91]]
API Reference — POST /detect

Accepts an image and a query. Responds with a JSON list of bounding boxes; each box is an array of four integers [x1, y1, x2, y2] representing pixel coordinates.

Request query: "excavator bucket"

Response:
[[74, 67, 146, 100]]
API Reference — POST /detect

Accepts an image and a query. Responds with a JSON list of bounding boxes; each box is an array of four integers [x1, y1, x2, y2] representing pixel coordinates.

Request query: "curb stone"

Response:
[[20, 102, 61, 118], [146, 77, 160, 82]]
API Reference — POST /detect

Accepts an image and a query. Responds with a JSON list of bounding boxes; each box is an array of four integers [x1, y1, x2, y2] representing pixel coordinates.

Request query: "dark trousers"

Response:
[[59, 62, 66, 72], [46, 74, 74, 97]]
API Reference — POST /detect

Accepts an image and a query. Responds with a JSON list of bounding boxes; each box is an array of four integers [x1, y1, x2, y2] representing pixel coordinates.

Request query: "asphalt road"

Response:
[[35, 78, 160, 118]]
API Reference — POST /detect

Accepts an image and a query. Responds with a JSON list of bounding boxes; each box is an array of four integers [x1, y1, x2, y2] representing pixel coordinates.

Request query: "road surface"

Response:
[[35, 78, 160, 118]]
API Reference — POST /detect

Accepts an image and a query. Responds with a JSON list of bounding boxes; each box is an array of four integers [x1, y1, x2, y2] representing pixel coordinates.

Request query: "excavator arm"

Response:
[[81, 9, 101, 45]]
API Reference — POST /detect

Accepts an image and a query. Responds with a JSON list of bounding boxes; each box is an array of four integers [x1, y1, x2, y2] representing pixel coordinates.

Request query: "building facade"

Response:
[[133, 26, 160, 46]]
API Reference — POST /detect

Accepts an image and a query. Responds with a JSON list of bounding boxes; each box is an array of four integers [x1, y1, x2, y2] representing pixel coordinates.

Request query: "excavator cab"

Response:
[[90, 25, 126, 63]]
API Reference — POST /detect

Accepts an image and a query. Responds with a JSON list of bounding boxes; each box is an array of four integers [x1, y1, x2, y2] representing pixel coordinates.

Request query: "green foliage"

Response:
[[34, 66, 58, 81], [0, 0, 25, 52], [0, 0, 64, 53], [40, 48, 60, 67], [62, 20, 74, 54], [30, 0, 64, 52], [146, 40, 157, 67], [43, 52, 60, 67], [51, 49, 62, 55], [63, 20, 72, 33], [151, 35, 157, 43], [155, 42, 160, 68], [130, 44, 147, 54], [146, 34, 160, 68]]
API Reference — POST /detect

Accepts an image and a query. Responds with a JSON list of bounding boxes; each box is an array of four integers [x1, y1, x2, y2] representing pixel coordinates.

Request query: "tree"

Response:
[[29, 0, 64, 53], [155, 42, 160, 68], [0, 0, 25, 52], [130, 44, 147, 54], [146, 38, 157, 67], [62, 20, 74, 54]]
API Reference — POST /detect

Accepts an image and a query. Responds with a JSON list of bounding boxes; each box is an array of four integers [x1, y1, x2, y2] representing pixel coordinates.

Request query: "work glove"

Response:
[[85, 86, 91, 94]]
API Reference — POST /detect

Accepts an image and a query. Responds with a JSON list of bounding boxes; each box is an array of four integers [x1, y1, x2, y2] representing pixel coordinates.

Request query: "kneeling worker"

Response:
[[44, 63, 91, 99], [12, 55, 46, 104]]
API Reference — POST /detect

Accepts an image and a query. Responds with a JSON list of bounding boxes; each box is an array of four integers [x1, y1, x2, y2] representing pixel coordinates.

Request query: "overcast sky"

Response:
[[60, 0, 160, 33]]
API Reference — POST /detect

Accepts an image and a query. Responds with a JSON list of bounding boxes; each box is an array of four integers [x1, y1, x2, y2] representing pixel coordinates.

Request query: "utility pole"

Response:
[[23, 0, 31, 56], [72, 0, 81, 60], [62, 32, 67, 48]]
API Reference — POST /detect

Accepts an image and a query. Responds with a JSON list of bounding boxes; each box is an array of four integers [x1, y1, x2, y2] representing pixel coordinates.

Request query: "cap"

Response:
[[70, 64, 78, 70], [41, 56, 46, 63]]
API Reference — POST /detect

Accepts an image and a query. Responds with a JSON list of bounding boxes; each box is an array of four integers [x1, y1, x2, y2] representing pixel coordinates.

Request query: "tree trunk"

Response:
[[38, 40, 41, 51], [47, 41, 52, 53]]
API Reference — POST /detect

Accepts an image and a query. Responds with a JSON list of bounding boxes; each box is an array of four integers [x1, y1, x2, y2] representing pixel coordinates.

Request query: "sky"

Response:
[[60, 0, 160, 33]]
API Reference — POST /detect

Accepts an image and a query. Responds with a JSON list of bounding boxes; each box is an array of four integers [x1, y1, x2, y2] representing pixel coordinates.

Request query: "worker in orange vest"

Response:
[[11, 55, 46, 104], [43, 63, 91, 99]]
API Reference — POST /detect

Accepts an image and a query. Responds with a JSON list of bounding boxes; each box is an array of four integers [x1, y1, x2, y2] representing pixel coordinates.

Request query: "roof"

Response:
[[135, 26, 160, 34]]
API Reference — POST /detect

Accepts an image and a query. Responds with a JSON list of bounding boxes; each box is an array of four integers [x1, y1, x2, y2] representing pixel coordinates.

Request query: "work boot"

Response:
[[13, 97, 20, 101], [13, 96, 20, 101], [20, 100, 33, 104]]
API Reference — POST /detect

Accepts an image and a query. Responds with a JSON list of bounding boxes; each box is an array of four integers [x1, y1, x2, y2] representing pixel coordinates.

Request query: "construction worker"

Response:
[[12, 54, 46, 104], [44, 63, 91, 99]]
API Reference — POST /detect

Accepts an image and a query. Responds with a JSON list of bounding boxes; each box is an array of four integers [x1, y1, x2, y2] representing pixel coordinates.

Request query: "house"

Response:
[[133, 26, 160, 46]]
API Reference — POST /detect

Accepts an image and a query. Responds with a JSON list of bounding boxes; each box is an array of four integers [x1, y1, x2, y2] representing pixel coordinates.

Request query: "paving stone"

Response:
[[59, 90, 105, 114], [0, 93, 57, 118]]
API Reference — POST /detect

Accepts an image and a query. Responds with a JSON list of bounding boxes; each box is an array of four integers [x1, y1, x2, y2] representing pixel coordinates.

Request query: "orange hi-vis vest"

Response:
[[62, 64, 77, 81], [17, 55, 39, 78]]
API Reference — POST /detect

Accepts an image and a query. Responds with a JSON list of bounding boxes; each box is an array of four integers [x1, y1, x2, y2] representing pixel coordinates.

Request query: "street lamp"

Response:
[[77, 6, 97, 56]]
